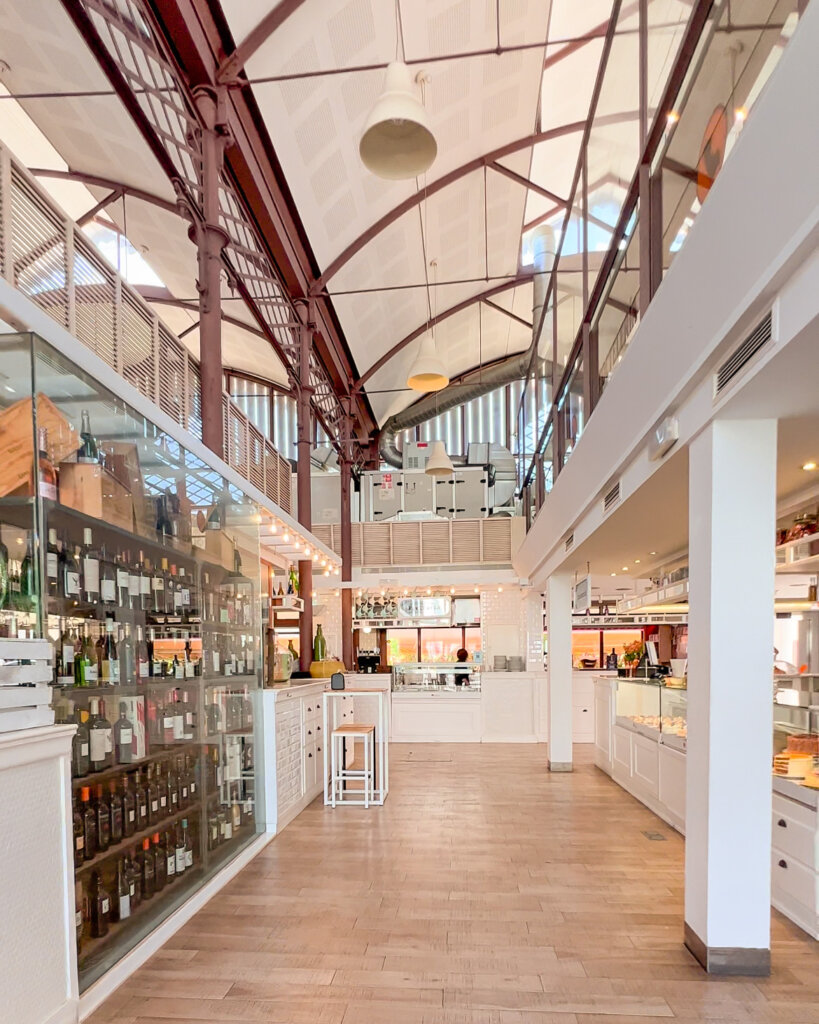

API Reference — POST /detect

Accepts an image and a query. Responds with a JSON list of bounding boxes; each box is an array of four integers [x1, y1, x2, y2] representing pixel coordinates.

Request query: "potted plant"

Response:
[[622, 640, 644, 676]]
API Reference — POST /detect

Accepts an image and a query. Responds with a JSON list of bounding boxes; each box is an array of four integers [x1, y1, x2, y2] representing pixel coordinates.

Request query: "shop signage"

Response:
[[572, 575, 592, 613]]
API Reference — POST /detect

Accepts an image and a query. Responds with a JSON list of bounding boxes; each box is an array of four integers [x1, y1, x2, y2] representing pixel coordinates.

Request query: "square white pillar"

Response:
[[546, 574, 573, 771], [685, 419, 776, 975]]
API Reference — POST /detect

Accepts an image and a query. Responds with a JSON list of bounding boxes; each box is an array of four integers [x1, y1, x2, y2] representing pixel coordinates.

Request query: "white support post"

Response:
[[685, 419, 777, 975], [546, 573, 573, 771]]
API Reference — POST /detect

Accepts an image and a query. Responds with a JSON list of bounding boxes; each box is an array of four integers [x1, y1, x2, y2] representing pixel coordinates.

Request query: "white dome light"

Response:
[[407, 334, 448, 392], [360, 62, 436, 180]]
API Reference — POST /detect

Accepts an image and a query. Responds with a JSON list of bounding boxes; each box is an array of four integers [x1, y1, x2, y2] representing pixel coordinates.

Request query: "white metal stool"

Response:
[[330, 723, 375, 808]]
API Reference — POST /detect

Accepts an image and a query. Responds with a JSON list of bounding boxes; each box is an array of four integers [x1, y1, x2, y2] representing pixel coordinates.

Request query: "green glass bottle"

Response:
[[313, 623, 326, 662]]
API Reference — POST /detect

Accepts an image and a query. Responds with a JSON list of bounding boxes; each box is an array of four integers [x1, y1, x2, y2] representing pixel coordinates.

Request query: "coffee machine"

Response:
[[356, 648, 381, 673]]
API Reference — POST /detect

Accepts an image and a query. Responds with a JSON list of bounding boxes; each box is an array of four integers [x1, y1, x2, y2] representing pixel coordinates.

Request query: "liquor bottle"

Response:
[[81, 629, 98, 685], [88, 697, 112, 771], [99, 546, 117, 607], [179, 691, 195, 741], [80, 786, 97, 860], [31, 424, 59, 501], [166, 758, 179, 813], [155, 760, 169, 816], [71, 705, 90, 777], [170, 689, 185, 739], [146, 763, 159, 824], [139, 837, 155, 899], [72, 796, 85, 863], [76, 408, 99, 464], [122, 774, 136, 838], [134, 769, 148, 832], [46, 528, 59, 598], [114, 702, 134, 764], [170, 565, 182, 618], [95, 630, 106, 683], [231, 782, 242, 834], [135, 626, 149, 682], [94, 783, 111, 852], [75, 880, 84, 952], [108, 778, 123, 844], [20, 541, 36, 614], [152, 833, 167, 892], [179, 567, 190, 618], [88, 870, 110, 938], [57, 626, 73, 683], [182, 818, 193, 869], [175, 823, 186, 876], [4, 558, 19, 613], [139, 553, 152, 612], [119, 623, 135, 686], [113, 857, 131, 923], [207, 808, 219, 850], [165, 829, 176, 882], [62, 542, 81, 602], [81, 528, 100, 604], [151, 558, 166, 618], [125, 853, 141, 912], [161, 699, 176, 745], [177, 755, 189, 809], [116, 551, 130, 607], [288, 563, 299, 596], [101, 618, 119, 684]]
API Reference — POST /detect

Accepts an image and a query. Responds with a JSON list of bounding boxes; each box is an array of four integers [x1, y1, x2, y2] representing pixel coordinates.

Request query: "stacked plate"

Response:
[[493, 655, 508, 671], [507, 656, 525, 672]]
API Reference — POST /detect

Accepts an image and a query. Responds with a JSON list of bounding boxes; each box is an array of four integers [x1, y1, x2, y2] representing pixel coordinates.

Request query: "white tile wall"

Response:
[[480, 586, 543, 669]]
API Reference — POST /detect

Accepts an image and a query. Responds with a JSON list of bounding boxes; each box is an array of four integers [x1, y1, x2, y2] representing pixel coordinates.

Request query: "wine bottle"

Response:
[[138, 553, 151, 612], [46, 528, 59, 598], [140, 836, 155, 899], [71, 704, 90, 777], [94, 783, 111, 852], [62, 542, 81, 602], [155, 760, 168, 816], [146, 763, 159, 824], [166, 758, 179, 813], [80, 786, 97, 860], [102, 618, 119, 684], [126, 854, 141, 912], [88, 697, 111, 770], [20, 540, 36, 614], [108, 778, 123, 844], [135, 625, 149, 682], [72, 796, 85, 863], [134, 769, 148, 832], [88, 870, 110, 938], [122, 775, 136, 838], [114, 702, 134, 764], [32, 424, 59, 501], [81, 529, 100, 604], [77, 409, 99, 464], [113, 857, 131, 922], [151, 558, 166, 617], [165, 829, 176, 881], [116, 551, 130, 607], [99, 546, 117, 607], [182, 818, 193, 869], [175, 823, 186, 875], [152, 832, 167, 892]]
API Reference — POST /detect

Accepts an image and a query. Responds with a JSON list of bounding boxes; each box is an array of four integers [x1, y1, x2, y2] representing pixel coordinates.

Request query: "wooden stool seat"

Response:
[[330, 723, 376, 808], [332, 723, 375, 736]]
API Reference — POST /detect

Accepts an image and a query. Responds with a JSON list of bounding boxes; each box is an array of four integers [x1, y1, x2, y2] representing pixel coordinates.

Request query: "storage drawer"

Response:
[[772, 797, 818, 871], [772, 845, 819, 913]]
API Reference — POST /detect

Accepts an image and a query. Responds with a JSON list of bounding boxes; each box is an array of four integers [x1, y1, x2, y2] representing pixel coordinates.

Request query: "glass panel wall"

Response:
[[1, 332, 264, 992]]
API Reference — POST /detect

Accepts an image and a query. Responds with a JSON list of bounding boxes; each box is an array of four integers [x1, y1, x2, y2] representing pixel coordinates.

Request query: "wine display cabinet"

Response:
[[0, 333, 265, 992]]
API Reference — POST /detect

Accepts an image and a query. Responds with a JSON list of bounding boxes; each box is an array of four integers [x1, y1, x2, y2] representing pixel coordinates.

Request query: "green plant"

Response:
[[622, 640, 644, 665]]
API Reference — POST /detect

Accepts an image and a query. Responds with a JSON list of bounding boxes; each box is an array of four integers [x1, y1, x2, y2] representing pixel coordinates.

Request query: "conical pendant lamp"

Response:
[[425, 440, 453, 477], [360, 62, 437, 180], [407, 333, 449, 392]]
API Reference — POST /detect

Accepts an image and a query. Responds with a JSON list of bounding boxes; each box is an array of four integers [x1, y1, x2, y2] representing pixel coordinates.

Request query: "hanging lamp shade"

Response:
[[425, 440, 454, 477], [407, 333, 449, 392], [359, 61, 437, 180]]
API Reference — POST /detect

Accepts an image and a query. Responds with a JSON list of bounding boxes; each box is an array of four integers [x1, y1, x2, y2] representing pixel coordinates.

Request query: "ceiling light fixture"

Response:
[[621, 566, 628, 572], [634, 559, 640, 564], [407, 334, 449, 392], [425, 439, 454, 476], [802, 461, 817, 471]]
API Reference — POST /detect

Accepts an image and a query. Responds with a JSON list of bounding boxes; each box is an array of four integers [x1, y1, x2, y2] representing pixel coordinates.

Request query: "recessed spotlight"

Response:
[[426, 587, 432, 595], [621, 566, 628, 572], [473, 586, 479, 593], [610, 572, 617, 577], [498, 585, 504, 593], [803, 461, 817, 471], [634, 559, 640, 564], [450, 587, 455, 595], [649, 551, 657, 556]]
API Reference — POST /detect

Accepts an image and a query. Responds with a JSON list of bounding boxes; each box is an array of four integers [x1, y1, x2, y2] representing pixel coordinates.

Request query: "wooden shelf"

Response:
[[70, 742, 200, 789], [75, 804, 198, 878]]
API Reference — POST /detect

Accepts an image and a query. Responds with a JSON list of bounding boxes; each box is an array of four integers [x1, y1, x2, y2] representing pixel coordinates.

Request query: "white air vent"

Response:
[[714, 312, 772, 396], [603, 482, 621, 514], [565, 533, 574, 552]]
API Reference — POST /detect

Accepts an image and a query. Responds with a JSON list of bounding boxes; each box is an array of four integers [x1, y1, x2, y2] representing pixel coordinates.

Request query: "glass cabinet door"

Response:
[[0, 333, 265, 991]]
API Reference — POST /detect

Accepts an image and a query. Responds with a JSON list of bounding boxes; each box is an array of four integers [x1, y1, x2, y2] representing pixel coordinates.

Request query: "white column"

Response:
[[685, 419, 776, 975], [546, 573, 573, 771]]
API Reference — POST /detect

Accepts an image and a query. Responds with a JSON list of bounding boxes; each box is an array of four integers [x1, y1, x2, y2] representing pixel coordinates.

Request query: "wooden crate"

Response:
[[0, 394, 78, 498], [59, 462, 134, 531]]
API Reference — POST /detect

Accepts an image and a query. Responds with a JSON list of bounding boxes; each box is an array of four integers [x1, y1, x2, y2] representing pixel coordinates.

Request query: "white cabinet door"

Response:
[[631, 732, 659, 799], [594, 689, 612, 756], [658, 743, 686, 833], [612, 724, 632, 780], [572, 704, 594, 743]]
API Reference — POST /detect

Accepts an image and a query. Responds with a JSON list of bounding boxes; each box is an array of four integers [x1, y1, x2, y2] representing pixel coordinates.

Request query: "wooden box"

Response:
[[58, 462, 134, 532], [0, 394, 78, 498]]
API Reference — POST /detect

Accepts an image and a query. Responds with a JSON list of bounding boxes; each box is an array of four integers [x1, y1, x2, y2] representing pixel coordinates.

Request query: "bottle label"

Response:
[[185, 712, 193, 726], [244, 798, 253, 814], [47, 553, 58, 579], [182, 588, 190, 606], [62, 644, 74, 664], [173, 715, 184, 739], [171, 791, 178, 805], [185, 663, 194, 678], [160, 795, 167, 808], [167, 854, 175, 876], [176, 848, 185, 873], [212, 651, 220, 672], [174, 664, 184, 680], [152, 576, 164, 592], [174, 591, 183, 609], [83, 557, 100, 593], [163, 716, 173, 729], [76, 835, 84, 852], [119, 894, 130, 919], [141, 577, 151, 597], [75, 909, 82, 928], [138, 661, 149, 679], [81, 743, 89, 757], [41, 482, 58, 501], [128, 810, 135, 823], [101, 579, 116, 603], [85, 663, 98, 682], [129, 882, 136, 897], [190, 780, 196, 795], [89, 731, 106, 761], [224, 821, 233, 840], [64, 571, 80, 597], [181, 784, 188, 800], [101, 897, 110, 914], [117, 569, 129, 591], [129, 572, 141, 594], [185, 849, 193, 868], [109, 660, 120, 683], [104, 729, 113, 753], [119, 728, 133, 745], [139, 804, 147, 818], [151, 799, 158, 813]]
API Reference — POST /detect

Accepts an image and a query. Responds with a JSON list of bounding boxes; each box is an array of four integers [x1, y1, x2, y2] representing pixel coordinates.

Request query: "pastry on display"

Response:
[[773, 751, 813, 777]]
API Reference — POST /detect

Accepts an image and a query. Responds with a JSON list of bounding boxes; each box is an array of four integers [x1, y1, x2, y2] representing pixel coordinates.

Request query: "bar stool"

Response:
[[330, 723, 375, 808]]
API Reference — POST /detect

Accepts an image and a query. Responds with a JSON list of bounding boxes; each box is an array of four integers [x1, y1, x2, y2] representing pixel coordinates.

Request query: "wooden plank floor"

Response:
[[89, 744, 819, 1024]]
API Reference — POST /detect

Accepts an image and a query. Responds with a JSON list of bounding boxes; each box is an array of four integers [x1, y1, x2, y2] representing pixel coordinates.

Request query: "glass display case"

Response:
[[660, 686, 688, 751], [0, 333, 264, 991], [392, 662, 482, 691], [615, 678, 662, 737]]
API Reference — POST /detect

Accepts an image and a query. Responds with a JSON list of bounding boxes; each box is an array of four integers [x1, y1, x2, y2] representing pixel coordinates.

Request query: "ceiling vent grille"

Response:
[[565, 533, 574, 552], [715, 311, 772, 396], [603, 482, 621, 515]]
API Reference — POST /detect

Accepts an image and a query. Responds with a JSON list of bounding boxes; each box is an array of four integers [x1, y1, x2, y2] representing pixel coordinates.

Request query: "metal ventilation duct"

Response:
[[379, 223, 556, 469]]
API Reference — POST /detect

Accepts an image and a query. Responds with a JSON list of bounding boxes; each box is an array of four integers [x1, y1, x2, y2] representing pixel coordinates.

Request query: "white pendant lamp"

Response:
[[360, 61, 437, 180], [407, 333, 448, 392], [425, 440, 454, 477]]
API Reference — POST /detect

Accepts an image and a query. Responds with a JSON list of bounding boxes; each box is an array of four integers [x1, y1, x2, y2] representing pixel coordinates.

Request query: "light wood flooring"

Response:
[[89, 744, 819, 1024]]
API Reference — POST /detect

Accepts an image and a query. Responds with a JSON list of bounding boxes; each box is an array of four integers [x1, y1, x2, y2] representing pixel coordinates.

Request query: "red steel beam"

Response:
[[216, 0, 309, 83], [29, 167, 180, 217]]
